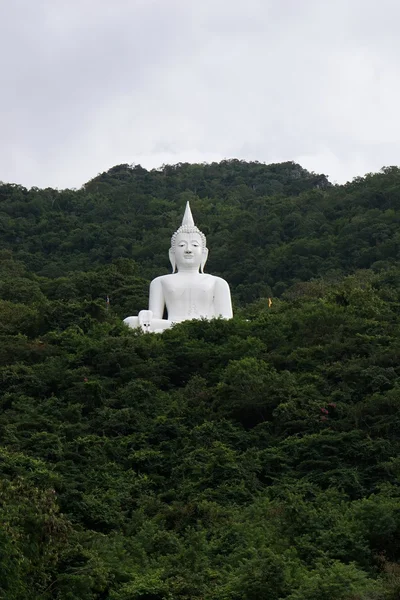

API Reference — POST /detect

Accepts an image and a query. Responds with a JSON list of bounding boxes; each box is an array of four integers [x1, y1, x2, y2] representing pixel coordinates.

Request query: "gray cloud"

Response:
[[1, 0, 400, 188]]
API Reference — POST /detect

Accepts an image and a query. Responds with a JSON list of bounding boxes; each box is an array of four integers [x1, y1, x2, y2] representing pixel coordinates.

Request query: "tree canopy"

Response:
[[1, 160, 400, 599]]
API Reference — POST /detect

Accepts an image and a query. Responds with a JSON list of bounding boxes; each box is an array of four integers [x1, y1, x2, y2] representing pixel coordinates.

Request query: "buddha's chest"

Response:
[[164, 278, 214, 298], [163, 277, 215, 312]]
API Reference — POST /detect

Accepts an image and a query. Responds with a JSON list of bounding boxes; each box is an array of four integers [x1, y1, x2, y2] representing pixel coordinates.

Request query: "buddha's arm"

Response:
[[214, 278, 233, 319], [149, 278, 165, 319]]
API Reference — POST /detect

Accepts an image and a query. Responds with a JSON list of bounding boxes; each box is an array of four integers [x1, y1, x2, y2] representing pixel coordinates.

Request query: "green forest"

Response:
[[1, 160, 400, 599]]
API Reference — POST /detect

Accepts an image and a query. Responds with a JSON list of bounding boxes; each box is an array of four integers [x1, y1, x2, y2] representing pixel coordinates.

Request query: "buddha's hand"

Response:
[[138, 310, 154, 332]]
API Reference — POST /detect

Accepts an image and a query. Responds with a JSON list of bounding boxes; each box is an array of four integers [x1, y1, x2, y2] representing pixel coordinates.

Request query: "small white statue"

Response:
[[124, 202, 233, 333]]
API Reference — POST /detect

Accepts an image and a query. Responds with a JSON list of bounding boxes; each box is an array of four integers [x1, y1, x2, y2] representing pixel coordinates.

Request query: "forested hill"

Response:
[[1, 161, 400, 599], [1, 159, 398, 309]]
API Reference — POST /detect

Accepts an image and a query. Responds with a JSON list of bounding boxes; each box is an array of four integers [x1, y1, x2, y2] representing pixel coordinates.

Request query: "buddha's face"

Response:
[[174, 232, 204, 271]]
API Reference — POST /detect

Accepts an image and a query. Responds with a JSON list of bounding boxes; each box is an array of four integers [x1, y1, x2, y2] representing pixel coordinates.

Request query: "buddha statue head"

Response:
[[169, 202, 209, 273]]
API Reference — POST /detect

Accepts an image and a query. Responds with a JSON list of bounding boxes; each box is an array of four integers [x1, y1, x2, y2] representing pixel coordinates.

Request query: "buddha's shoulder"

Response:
[[150, 274, 171, 285], [208, 274, 230, 286]]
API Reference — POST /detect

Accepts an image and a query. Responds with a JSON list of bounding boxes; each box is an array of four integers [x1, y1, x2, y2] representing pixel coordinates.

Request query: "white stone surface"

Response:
[[124, 202, 233, 333]]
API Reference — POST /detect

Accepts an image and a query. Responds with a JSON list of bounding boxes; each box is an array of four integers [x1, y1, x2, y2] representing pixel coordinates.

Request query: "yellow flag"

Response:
[[268, 297, 272, 308]]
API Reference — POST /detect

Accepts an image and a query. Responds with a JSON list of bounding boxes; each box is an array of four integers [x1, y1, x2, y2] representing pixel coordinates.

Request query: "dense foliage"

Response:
[[1, 160, 400, 599]]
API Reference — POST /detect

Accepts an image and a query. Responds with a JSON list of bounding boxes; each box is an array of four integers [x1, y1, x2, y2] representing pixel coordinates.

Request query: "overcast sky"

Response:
[[1, 0, 399, 189]]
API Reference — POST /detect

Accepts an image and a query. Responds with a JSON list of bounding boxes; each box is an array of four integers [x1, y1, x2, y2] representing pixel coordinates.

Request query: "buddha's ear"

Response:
[[200, 248, 209, 273], [169, 249, 176, 273]]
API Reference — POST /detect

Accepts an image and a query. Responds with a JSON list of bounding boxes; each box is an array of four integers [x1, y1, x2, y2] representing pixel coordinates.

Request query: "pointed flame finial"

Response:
[[170, 202, 207, 251], [181, 201, 195, 227]]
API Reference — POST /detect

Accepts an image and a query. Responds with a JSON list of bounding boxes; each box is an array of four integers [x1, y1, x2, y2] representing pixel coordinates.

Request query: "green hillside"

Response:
[[1, 160, 400, 599]]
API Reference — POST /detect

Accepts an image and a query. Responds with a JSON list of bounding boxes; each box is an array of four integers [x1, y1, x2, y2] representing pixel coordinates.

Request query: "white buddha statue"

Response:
[[124, 202, 233, 333]]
